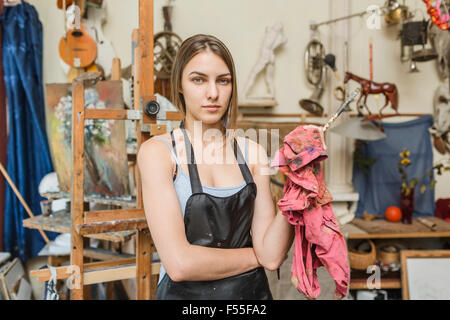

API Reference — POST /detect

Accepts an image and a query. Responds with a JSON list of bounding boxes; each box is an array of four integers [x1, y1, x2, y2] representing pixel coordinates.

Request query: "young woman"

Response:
[[137, 34, 294, 300]]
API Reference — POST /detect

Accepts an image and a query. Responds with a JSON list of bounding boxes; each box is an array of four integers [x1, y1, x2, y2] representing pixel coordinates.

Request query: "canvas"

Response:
[[45, 81, 131, 199]]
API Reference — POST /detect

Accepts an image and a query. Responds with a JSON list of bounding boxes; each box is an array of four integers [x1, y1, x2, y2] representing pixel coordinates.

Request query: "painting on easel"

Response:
[[45, 81, 131, 199]]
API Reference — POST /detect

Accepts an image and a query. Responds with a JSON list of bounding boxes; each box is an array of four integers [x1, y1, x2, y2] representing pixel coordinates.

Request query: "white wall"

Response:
[[27, 0, 449, 200]]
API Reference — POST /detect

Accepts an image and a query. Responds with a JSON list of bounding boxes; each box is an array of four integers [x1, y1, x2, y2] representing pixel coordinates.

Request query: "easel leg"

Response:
[[136, 229, 152, 299]]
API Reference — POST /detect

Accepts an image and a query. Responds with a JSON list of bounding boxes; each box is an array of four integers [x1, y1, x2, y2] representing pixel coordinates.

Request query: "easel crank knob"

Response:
[[144, 100, 160, 116]]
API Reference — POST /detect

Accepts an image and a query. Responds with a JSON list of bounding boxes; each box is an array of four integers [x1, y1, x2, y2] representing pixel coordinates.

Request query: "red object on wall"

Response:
[[0, 1, 6, 251]]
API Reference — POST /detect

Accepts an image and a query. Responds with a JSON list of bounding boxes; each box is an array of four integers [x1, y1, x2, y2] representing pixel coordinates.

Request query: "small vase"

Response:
[[400, 188, 415, 224]]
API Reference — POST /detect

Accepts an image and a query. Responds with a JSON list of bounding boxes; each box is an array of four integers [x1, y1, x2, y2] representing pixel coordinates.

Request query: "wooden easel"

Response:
[[29, 0, 183, 300]]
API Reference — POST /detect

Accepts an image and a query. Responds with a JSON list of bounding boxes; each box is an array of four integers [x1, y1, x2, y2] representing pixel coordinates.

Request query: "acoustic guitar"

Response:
[[59, 22, 97, 68], [58, 0, 97, 68]]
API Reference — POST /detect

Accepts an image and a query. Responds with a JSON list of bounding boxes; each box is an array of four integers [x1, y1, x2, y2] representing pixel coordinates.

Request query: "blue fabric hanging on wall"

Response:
[[353, 115, 435, 218], [2, 3, 56, 260]]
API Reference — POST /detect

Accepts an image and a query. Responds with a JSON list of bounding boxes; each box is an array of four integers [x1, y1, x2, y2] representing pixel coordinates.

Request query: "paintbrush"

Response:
[[323, 87, 361, 133]]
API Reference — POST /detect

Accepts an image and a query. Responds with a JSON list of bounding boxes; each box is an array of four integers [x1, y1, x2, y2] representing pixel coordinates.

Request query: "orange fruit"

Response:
[[385, 206, 402, 222]]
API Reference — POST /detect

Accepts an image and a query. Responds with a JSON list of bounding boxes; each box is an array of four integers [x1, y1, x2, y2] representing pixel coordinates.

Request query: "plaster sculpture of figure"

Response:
[[430, 83, 450, 154], [428, 23, 450, 79], [242, 22, 287, 104]]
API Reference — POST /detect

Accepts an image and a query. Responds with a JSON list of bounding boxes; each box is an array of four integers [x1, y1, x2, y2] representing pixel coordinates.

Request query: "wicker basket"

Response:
[[378, 245, 400, 264], [349, 239, 377, 271]]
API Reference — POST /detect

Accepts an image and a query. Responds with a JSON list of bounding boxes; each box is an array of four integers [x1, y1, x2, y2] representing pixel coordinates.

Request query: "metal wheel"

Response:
[[154, 31, 182, 79]]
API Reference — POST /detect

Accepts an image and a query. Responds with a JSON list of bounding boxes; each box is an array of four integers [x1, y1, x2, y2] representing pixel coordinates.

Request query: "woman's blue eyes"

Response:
[[192, 78, 231, 84]]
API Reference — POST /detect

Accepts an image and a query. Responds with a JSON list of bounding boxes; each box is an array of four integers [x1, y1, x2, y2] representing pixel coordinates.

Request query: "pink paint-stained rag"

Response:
[[271, 125, 350, 299]]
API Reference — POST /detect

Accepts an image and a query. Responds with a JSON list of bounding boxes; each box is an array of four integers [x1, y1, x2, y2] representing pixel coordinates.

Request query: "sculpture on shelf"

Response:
[[242, 22, 287, 105], [428, 23, 450, 79], [430, 83, 450, 154]]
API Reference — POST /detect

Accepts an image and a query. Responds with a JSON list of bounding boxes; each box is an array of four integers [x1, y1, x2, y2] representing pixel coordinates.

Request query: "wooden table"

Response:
[[341, 217, 450, 291], [345, 217, 450, 239]]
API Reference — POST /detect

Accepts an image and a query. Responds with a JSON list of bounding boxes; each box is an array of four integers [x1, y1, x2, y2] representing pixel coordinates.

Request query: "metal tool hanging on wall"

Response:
[[299, 39, 326, 116], [299, 39, 345, 117], [385, 0, 411, 25], [310, 0, 412, 30], [323, 88, 361, 132], [400, 18, 438, 72]]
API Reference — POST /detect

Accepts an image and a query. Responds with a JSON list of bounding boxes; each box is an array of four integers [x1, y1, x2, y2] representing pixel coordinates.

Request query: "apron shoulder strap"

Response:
[[180, 123, 203, 194], [170, 130, 178, 181], [233, 138, 254, 185]]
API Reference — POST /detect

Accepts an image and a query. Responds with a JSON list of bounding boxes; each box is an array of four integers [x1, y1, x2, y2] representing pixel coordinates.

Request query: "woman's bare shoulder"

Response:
[[137, 133, 174, 172]]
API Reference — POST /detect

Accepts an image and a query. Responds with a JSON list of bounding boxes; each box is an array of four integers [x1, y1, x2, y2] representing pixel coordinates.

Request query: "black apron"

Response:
[[156, 124, 273, 300]]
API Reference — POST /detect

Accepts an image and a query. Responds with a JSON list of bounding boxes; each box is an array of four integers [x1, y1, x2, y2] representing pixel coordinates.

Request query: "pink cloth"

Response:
[[271, 125, 350, 299]]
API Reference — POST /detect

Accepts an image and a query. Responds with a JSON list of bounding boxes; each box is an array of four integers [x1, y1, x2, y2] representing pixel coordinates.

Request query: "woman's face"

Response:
[[180, 50, 232, 126]]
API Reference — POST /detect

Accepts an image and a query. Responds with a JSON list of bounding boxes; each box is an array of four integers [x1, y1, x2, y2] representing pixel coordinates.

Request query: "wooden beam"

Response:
[[84, 258, 136, 271], [136, 229, 152, 300], [166, 111, 184, 121], [84, 209, 145, 224], [132, 28, 143, 210], [83, 108, 181, 122], [71, 78, 87, 300], [139, 0, 156, 126], [77, 218, 148, 235], [111, 57, 122, 81], [0, 162, 50, 244], [31, 266, 72, 282], [30, 262, 161, 283], [84, 265, 136, 285], [84, 247, 135, 261], [150, 123, 167, 136], [84, 108, 128, 120]]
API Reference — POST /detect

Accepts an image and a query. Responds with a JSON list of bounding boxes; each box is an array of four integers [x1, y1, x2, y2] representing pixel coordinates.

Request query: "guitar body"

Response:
[[59, 23, 97, 68]]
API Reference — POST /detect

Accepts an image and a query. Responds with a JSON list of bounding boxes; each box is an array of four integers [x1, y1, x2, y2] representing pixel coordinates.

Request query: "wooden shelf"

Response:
[[239, 101, 278, 108], [345, 218, 450, 293], [350, 269, 401, 290]]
